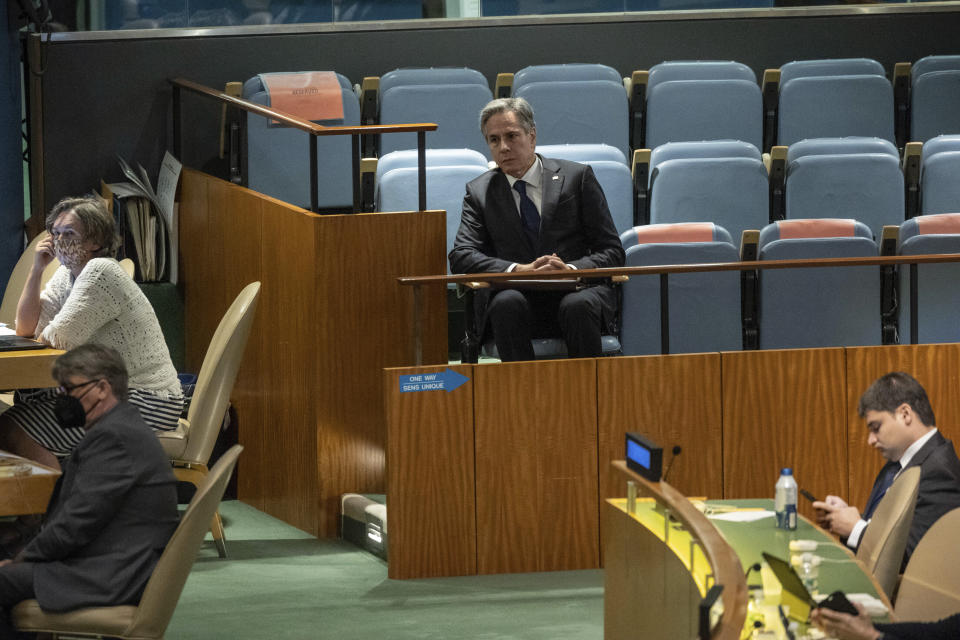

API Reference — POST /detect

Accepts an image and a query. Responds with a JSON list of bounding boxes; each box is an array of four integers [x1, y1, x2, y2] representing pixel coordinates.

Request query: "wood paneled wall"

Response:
[[386, 345, 960, 578], [179, 168, 447, 537], [385, 365, 476, 579], [722, 348, 849, 522], [474, 359, 599, 574]]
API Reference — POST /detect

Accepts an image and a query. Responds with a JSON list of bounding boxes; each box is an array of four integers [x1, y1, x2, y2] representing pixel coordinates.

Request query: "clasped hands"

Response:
[[812, 495, 862, 539], [514, 254, 572, 272]]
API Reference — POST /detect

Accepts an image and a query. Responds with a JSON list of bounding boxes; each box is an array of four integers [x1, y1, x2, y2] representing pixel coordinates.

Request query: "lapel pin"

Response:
[[552, 175, 559, 180]]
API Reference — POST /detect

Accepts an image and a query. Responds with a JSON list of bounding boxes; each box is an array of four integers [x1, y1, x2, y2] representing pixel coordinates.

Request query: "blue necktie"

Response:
[[863, 461, 900, 519], [513, 179, 540, 252]]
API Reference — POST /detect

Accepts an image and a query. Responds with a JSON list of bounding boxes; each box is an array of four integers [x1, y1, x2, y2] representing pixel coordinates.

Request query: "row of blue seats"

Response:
[[372, 137, 960, 274], [618, 216, 960, 356], [241, 56, 960, 211]]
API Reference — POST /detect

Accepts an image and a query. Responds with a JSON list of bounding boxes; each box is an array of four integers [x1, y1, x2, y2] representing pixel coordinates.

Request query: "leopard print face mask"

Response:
[[54, 236, 90, 270]]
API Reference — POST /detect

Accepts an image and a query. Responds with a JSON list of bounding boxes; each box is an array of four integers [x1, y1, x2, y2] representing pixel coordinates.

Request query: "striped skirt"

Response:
[[6, 387, 184, 458]]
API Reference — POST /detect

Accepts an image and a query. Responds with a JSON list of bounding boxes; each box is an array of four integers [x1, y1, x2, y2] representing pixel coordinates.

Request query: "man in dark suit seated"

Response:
[[814, 371, 960, 565], [0, 343, 179, 638], [449, 97, 626, 362]]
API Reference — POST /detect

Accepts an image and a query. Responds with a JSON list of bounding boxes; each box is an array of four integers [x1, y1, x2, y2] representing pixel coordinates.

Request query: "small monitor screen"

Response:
[[627, 439, 651, 469]]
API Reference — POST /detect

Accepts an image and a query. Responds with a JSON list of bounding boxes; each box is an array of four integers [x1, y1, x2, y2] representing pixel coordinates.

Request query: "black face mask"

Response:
[[53, 394, 88, 430], [53, 381, 99, 430]]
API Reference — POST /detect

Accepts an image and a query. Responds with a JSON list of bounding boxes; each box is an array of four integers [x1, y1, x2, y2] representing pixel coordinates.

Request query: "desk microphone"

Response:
[[662, 445, 683, 483]]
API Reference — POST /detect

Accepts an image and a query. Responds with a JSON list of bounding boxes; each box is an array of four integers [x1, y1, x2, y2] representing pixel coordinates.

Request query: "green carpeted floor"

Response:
[[167, 501, 604, 639]]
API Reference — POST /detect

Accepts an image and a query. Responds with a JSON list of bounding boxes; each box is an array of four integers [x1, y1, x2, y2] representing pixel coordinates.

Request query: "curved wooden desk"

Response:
[[605, 460, 892, 639], [605, 460, 747, 640]]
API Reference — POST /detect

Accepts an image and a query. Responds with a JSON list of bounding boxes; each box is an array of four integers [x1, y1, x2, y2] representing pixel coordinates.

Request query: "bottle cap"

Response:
[[780, 468, 793, 475]]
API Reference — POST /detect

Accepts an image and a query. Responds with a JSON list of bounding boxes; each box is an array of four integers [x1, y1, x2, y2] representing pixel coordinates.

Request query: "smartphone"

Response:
[[817, 590, 859, 616], [800, 488, 819, 503]]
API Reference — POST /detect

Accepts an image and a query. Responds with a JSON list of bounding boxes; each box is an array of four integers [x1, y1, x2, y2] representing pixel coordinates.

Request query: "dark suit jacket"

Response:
[[21, 401, 179, 612], [861, 430, 960, 564], [449, 155, 625, 274], [448, 156, 626, 331]]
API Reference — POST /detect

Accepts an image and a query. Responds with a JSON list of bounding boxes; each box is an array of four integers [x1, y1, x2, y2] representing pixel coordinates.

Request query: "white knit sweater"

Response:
[[31, 258, 181, 397]]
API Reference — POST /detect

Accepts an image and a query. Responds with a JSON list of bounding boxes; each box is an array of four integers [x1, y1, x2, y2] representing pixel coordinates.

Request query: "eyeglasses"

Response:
[[58, 379, 101, 395]]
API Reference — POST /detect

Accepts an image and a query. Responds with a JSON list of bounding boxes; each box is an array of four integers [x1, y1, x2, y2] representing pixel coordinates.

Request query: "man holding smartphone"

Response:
[[813, 372, 960, 565], [812, 603, 960, 639]]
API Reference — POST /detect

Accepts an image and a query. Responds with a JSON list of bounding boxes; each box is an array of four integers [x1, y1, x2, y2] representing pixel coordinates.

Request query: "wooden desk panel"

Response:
[[0, 349, 61, 389], [180, 169, 447, 537], [474, 359, 599, 574], [844, 344, 960, 509], [598, 354, 723, 504], [243, 200, 318, 532], [0, 453, 60, 516], [385, 365, 476, 579], [313, 212, 448, 536], [721, 349, 848, 521]]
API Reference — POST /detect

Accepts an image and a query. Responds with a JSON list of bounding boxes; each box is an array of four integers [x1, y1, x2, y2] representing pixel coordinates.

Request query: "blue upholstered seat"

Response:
[[921, 150, 960, 216], [619, 223, 741, 355], [513, 63, 622, 86], [758, 219, 881, 349], [786, 136, 898, 163], [779, 58, 886, 85], [647, 60, 756, 90], [378, 68, 494, 156], [645, 79, 762, 150], [375, 148, 488, 185], [647, 141, 768, 244], [911, 56, 960, 143], [898, 214, 960, 344], [777, 74, 895, 146], [377, 164, 488, 272], [514, 79, 629, 159], [243, 71, 360, 210], [536, 143, 627, 166], [785, 141, 904, 241]]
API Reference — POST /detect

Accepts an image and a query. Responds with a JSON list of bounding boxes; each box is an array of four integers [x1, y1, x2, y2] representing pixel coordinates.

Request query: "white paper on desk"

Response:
[[0, 326, 15, 336], [708, 510, 776, 522]]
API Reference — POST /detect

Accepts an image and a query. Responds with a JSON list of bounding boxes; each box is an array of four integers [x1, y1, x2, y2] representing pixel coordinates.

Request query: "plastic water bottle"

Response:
[[775, 468, 798, 530], [791, 552, 821, 595]]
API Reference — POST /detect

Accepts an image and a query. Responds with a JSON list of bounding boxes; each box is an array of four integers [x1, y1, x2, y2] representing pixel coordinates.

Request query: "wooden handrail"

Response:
[[169, 77, 437, 214], [170, 77, 438, 136], [399, 252, 960, 364], [397, 253, 960, 286], [611, 460, 748, 640]]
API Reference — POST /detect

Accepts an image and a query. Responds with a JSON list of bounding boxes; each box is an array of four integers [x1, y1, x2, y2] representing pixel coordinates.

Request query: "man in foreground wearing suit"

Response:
[[814, 371, 960, 565], [0, 344, 179, 638], [449, 97, 625, 362]]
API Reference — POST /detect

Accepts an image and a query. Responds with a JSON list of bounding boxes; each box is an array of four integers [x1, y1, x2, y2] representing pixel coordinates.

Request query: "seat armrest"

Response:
[[762, 69, 781, 152], [902, 141, 922, 219], [360, 76, 379, 157], [629, 70, 648, 150], [893, 62, 911, 150], [632, 148, 651, 226], [495, 73, 513, 98], [769, 146, 788, 222]]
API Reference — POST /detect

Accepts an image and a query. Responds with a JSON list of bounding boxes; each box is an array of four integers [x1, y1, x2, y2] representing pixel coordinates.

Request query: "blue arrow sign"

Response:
[[399, 369, 469, 393]]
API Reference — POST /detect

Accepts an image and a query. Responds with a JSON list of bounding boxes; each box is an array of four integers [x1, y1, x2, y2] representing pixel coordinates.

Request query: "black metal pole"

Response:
[[172, 86, 182, 160], [910, 263, 919, 345], [660, 273, 670, 355], [352, 133, 361, 213], [417, 130, 427, 211], [309, 135, 319, 213]]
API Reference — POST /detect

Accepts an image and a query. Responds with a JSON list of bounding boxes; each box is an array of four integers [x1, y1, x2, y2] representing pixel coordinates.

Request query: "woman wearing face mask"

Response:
[[0, 196, 183, 472]]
